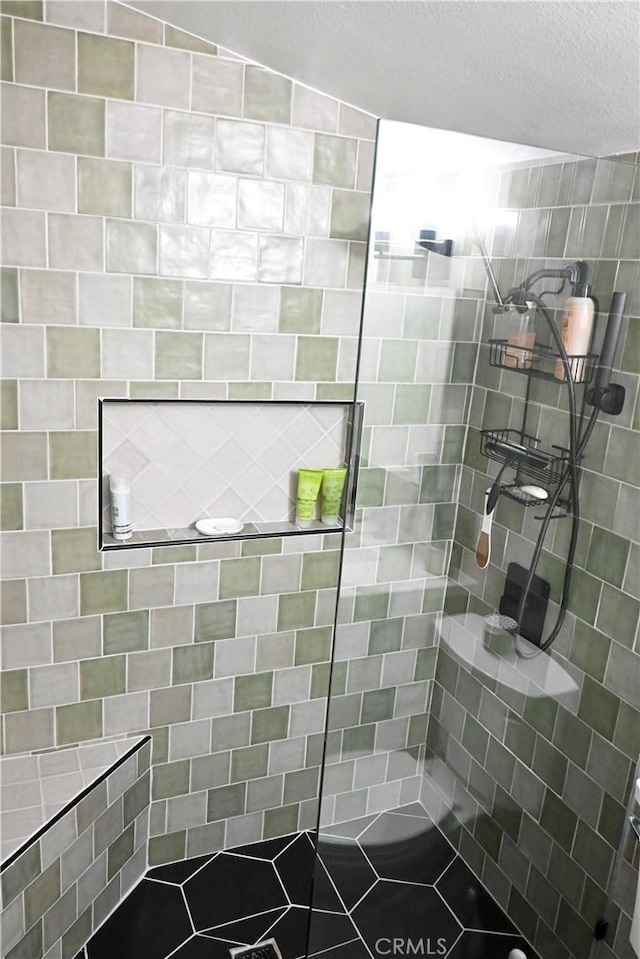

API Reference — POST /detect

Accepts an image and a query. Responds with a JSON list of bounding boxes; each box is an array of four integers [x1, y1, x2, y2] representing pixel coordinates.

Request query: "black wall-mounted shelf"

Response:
[[488, 338, 597, 384], [480, 428, 576, 491], [481, 323, 598, 510]]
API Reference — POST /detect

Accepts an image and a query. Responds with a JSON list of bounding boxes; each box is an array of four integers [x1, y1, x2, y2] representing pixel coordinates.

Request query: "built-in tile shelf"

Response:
[[102, 519, 344, 549], [0, 736, 149, 869], [99, 400, 363, 550], [1, 737, 151, 959]]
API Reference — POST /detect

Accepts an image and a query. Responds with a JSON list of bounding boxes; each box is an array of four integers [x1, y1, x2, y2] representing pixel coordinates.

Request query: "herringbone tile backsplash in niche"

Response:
[[101, 401, 348, 531]]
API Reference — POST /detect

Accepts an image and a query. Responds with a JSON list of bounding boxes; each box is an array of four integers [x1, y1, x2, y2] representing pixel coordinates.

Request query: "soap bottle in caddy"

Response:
[[109, 473, 133, 541], [554, 274, 595, 383], [504, 306, 537, 369]]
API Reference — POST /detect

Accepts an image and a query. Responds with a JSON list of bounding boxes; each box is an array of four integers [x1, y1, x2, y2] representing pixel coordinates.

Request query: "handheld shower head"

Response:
[[586, 290, 627, 415], [595, 291, 627, 390]]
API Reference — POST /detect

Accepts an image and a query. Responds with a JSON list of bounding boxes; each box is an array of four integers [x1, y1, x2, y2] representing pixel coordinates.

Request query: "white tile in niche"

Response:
[[163, 489, 204, 528], [182, 460, 223, 507], [102, 401, 349, 533], [157, 401, 209, 433], [235, 410, 281, 458], [235, 471, 288, 518], [254, 486, 292, 520], [162, 439, 205, 485], [307, 432, 344, 464], [206, 487, 254, 522], [258, 433, 302, 482], [133, 463, 177, 513], [128, 412, 185, 461], [309, 405, 342, 428], [217, 437, 253, 481], [102, 402, 151, 435], [103, 439, 151, 480], [184, 418, 233, 461]]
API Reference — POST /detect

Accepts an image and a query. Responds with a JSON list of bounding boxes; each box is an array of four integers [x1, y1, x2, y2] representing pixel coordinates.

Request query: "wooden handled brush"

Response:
[[475, 489, 493, 568]]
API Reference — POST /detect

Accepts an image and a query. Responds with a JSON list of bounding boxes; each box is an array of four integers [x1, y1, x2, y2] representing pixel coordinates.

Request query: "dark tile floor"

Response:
[[81, 803, 540, 959]]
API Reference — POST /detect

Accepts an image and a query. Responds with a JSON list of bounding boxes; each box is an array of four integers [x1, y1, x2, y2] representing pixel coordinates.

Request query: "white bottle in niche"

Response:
[[109, 473, 133, 541]]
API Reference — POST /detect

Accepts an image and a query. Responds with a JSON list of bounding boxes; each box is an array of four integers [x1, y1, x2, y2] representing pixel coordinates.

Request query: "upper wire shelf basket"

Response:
[[488, 338, 597, 383]]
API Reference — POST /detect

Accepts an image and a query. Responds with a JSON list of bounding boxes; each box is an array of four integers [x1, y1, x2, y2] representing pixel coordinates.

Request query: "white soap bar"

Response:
[[195, 518, 243, 536], [520, 485, 548, 500]]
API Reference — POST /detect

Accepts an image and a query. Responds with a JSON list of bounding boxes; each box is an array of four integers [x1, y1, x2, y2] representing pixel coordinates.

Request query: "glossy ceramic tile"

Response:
[[1, 738, 150, 959], [1, 738, 145, 864], [0, 7, 378, 955]]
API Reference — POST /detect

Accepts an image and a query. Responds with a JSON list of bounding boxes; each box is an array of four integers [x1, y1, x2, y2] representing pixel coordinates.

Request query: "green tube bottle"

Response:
[[321, 467, 347, 526], [295, 469, 323, 528]]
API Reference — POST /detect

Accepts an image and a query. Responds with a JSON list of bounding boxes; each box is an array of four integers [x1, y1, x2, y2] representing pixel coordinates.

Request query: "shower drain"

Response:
[[229, 940, 283, 959]]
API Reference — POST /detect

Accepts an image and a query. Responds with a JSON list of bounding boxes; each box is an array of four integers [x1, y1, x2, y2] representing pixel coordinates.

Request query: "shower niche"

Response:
[[99, 399, 363, 550]]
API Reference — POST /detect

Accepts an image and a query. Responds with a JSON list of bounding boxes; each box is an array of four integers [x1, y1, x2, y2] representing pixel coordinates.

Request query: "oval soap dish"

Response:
[[195, 518, 243, 536]]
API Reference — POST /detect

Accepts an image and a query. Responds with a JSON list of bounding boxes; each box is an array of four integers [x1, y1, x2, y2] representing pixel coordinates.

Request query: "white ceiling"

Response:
[[131, 1, 640, 158]]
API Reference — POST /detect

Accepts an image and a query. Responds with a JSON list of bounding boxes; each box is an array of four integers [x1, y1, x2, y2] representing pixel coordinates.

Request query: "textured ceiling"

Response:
[[130, 1, 639, 157]]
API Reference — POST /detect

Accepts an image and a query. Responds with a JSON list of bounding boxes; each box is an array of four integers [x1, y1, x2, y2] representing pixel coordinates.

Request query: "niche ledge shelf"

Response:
[[99, 399, 363, 551], [102, 519, 344, 549]]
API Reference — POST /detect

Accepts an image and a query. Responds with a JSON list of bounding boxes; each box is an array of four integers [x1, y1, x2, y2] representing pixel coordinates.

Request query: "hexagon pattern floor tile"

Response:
[[84, 803, 540, 959]]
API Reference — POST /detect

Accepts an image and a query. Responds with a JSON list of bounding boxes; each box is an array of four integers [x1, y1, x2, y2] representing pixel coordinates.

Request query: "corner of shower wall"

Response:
[[426, 148, 640, 959]]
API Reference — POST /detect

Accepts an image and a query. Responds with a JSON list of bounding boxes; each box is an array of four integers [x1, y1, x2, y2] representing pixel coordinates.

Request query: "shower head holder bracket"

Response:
[[585, 382, 626, 416]]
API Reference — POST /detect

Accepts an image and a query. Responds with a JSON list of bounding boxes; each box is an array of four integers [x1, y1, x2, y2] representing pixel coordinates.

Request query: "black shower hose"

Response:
[[513, 290, 597, 653]]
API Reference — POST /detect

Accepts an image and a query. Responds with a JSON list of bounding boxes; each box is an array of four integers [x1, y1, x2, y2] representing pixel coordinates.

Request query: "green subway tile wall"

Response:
[[425, 152, 639, 959], [0, 0, 376, 884], [2, 6, 638, 959]]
